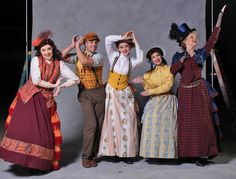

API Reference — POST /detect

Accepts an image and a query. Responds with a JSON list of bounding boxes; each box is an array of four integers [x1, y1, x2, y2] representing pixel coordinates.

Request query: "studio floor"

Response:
[[0, 138, 236, 179]]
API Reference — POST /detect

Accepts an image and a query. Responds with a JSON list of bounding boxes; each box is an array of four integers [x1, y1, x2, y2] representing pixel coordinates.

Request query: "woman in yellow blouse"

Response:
[[133, 47, 178, 159]]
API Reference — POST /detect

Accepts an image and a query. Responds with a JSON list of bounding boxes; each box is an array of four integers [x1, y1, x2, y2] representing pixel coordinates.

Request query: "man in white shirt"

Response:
[[62, 32, 105, 168]]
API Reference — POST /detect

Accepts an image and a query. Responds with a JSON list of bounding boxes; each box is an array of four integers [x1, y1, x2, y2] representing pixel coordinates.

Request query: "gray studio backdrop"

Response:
[[33, 0, 205, 143]]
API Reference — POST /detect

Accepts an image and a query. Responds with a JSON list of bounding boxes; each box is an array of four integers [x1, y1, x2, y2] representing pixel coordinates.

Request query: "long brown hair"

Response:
[[34, 38, 62, 61]]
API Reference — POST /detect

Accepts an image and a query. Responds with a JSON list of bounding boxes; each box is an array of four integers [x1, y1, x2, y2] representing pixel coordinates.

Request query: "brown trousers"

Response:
[[78, 86, 105, 160]]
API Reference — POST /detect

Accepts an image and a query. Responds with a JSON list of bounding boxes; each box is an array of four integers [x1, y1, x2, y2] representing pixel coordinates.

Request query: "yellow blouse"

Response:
[[143, 65, 174, 95]]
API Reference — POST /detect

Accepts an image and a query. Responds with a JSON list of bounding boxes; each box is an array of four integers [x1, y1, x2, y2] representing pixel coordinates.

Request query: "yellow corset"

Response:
[[108, 71, 129, 90]]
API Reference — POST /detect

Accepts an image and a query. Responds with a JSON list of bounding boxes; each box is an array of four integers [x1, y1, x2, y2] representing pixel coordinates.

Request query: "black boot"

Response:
[[111, 156, 120, 163], [123, 157, 134, 164], [195, 158, 206, 167]]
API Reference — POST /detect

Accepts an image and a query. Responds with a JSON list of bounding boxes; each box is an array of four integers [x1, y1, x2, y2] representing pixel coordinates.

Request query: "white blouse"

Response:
[[105, 35, 143, 75], [30, 56, 79, 85]]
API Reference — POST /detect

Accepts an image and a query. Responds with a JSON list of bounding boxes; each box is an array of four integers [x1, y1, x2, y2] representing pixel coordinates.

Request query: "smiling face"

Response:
[[183, 31, 198, 49], [40, 44, 53, 61], [85, 40, 98, 53], [118, 42, 132, 56], [150, 52, 163, 66]]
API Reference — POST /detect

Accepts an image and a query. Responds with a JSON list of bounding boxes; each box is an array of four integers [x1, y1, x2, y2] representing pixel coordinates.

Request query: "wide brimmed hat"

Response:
[[83, 32, 100, 43], [169, 23, 196, 46], [32, 30, 53, 47], [114, 39, 135, 48]]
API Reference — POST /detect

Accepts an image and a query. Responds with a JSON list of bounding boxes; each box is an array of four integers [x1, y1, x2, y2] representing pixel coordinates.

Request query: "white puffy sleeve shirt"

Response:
[[105, 35, 143, 75], [30, 56, 79, 85], [69, 52, 103, 67]]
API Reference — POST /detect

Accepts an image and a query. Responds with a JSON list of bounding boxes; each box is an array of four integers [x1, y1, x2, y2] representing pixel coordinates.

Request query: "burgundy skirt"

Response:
[[0, 93, 54, 170], [177, 80, 218, 158]]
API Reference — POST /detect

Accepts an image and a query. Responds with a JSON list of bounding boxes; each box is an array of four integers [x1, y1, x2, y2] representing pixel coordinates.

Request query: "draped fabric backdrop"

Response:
[[32, 0, 205, 143]]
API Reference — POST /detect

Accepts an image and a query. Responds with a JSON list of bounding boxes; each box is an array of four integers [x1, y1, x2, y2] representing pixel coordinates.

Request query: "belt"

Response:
[[181, 79, 201, 88]]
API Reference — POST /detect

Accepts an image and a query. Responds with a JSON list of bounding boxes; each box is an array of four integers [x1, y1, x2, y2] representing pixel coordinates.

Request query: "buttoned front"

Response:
[[143, 65, 174, 95]]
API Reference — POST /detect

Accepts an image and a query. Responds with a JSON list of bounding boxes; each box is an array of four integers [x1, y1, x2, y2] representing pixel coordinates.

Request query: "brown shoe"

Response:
[[90, 159, 97, 167], [82, 159, 91, 168]]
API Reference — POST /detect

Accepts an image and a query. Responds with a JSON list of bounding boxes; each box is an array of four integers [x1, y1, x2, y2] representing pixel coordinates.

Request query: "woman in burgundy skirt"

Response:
[[168, 5, 226, 166], [0, 30, 79, 171]]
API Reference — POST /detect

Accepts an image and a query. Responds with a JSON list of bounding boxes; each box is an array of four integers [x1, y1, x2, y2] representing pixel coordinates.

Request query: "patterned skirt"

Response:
[[0, 93, 62, 170], [140, 94, 178, 158], [98, 84, 139, 157]]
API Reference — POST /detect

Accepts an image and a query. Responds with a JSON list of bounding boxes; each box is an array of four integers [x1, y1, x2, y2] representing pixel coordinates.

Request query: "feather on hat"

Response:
[[32, 30, 53, 47]]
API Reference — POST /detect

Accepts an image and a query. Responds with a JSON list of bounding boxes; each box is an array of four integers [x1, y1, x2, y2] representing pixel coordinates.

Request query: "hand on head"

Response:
[[71, 34, 78, 48], [123, 31, 133, 38], [76, 36, 84, 48], [122, 31, 138, 44], [122, 31, 133, 40], [131, 32, 138, 44]]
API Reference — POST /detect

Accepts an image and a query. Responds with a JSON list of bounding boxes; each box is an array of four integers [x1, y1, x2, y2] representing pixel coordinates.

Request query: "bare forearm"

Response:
[[60, 79, 79, 88], [37, 80, 58, 88], [76, 47, 93, 66], [61, 44, 74, 59]]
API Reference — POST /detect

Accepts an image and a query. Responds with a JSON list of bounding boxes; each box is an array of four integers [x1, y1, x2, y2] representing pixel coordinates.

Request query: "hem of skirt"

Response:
[[98, 154, 138, 158], [0, 147, 52, 171], [179, 152, 218, 158], [140, 155, 178, 159]]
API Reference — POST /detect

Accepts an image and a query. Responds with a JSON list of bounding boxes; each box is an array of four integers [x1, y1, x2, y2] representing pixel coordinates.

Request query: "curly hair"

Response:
[[34, 38, 62, 61]]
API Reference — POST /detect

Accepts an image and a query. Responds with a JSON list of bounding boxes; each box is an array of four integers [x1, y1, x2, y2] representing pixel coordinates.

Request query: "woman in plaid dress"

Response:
[[168, 5, 226, 166]]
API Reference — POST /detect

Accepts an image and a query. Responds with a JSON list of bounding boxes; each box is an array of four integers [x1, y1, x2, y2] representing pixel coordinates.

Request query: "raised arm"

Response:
[[105, 35, 122, 64], [75, 36, 95, 66], [205, 5, 226, 55], [131, 32, 144, 69], [61, 35, 77, 63]]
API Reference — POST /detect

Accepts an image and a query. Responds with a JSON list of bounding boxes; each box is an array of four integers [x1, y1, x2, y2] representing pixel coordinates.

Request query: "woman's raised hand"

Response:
[[131, 31, 138, 44], [216, 4, 227, 27], [221, 4, 227, 13], [122, 31, 134, 40]]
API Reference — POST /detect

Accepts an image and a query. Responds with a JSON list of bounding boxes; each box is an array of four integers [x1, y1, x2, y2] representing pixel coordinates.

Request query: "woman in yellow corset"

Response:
[[133, 47, 178, 159], [98, 31, 143, 164]]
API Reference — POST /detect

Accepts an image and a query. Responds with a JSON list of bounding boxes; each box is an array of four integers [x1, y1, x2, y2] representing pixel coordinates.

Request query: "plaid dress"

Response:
[[170, 27, 221, 158]]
